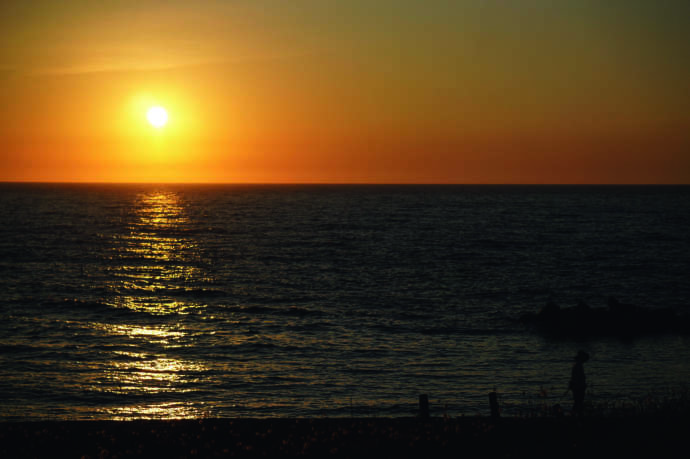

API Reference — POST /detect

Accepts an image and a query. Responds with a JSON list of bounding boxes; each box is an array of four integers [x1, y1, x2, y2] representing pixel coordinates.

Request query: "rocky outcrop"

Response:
[[520, 297, 690, 337]]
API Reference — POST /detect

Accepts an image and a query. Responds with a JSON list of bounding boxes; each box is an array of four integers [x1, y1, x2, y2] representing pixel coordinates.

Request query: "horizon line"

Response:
[[1, 180, 688, 186]]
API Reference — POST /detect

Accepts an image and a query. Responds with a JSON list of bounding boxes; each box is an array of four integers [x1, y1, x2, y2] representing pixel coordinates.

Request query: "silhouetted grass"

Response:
[[510, 384, 690, 418]]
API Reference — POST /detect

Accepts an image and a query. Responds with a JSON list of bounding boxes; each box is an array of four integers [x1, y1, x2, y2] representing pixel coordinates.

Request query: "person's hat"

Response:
[[574, 350, 590, 362]]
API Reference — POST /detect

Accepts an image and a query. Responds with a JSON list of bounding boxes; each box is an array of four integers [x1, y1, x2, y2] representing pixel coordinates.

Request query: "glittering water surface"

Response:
[[1, 184, 690, 420]]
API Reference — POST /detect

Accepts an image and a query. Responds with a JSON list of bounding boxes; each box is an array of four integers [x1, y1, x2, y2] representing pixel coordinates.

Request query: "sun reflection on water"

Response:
[[97, 190, 212, 419], [135, 191, 189, 228], [94, 322, 186, 345], [99, 402, 212, 421], [103, 356, 205, 394], [105, 190, 211, 314]]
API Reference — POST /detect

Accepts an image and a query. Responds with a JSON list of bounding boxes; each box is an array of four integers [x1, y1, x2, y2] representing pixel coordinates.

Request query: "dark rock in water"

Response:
[[520, 297, 690, 337]]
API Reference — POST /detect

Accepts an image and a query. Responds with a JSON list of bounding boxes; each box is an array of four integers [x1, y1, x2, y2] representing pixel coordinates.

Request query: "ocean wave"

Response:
[[163, 288, 228, 298], [219, 304, 324, 317], [36, 298, 170, 320]]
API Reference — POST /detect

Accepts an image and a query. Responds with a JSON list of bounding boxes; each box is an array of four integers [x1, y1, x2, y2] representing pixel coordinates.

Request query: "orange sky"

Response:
[[1, 1, 689, 183]]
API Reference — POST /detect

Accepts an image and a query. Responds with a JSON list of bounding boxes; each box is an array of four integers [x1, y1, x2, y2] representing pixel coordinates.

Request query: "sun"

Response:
[[146, 106, 168, 128]]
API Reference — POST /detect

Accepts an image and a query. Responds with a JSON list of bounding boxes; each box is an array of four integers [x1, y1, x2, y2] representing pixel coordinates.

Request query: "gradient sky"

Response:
[[1, 0, 689, 183]]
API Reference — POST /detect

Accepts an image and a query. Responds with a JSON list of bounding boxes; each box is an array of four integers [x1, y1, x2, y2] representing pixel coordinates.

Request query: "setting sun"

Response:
[[146, 106, 168, 128]]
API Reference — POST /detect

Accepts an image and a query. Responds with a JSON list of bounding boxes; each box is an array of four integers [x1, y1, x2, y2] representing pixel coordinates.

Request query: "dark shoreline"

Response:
[[2, 416, 688, 458]]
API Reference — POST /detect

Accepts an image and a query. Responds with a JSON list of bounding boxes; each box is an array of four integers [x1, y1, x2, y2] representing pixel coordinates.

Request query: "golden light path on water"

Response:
[[96, 190, 211, 419]]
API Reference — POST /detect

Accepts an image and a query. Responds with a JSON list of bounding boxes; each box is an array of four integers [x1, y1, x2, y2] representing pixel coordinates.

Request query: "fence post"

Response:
[[489, 392, 500, 419], [419, 394, 430, 418]]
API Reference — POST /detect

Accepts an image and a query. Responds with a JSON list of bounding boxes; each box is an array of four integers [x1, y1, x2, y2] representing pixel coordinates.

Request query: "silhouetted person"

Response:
[[569, 350, 589, 416]]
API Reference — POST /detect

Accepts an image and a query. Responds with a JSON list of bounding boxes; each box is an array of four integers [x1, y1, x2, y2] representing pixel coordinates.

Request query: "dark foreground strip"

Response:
[[1, 416, 687, 458]]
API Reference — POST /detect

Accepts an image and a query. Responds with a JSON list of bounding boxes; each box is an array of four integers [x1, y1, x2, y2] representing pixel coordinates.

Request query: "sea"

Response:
[[1, 184, 689, 420]]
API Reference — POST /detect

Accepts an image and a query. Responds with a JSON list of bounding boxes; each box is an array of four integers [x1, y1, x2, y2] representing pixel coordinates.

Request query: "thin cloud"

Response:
[[29, 48, 320, 76]]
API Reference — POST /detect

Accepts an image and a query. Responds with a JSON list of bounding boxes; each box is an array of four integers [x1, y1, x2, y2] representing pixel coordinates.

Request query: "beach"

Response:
[[2, 416, 688, 458]]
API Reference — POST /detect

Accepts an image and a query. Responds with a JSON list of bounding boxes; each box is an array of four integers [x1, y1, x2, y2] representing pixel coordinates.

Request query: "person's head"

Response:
[[574, 350, 590, 363]]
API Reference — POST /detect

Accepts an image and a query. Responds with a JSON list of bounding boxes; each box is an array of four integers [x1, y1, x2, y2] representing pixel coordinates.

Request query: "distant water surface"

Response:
[[1, 184, 689, 420]]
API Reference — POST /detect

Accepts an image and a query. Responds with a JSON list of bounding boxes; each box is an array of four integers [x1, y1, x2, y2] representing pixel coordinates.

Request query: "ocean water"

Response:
[[1, 184, 689, 420]]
